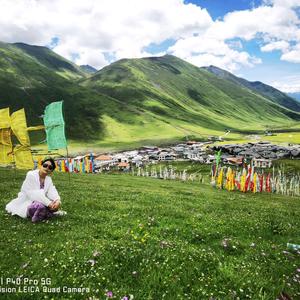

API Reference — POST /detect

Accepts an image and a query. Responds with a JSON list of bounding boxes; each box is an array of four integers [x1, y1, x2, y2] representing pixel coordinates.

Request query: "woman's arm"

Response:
[[21, 172, 52, 207], [47, 180, 61, 203], [47, 179, 61, 211]]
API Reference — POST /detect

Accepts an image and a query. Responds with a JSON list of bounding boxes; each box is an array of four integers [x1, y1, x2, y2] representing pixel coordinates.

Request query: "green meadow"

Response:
[[0, 167, 299, 300]]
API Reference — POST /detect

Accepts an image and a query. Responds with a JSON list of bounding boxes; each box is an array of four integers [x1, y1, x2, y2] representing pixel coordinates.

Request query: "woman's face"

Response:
[[40, 161, 54, 176]]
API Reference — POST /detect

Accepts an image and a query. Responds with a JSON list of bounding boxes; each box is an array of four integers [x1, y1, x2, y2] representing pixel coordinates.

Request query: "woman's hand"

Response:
[[48, 200, 60, 211], [48, 202, 55, 210]]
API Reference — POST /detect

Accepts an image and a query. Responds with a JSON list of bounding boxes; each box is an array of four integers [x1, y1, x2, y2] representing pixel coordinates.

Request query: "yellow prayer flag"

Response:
[[61, 159, 66, 172], [0, 128, 13, 164], [240, 170, 246, 192], [253, 173, 257, 193], [0, 108, 13, 165], [85, 157, 89, 173], [10, 109, 34, 169], [217, 168, 224, 189], [11, 109, 31, 146], [14, 145, 34, 170], [0, 108, 11, 129]]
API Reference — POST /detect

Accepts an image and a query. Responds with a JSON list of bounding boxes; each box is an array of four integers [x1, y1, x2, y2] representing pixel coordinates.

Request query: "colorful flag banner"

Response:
[[211, 164, 300, 197], [0, 108, 13, 165], [43, 101, 67, 150], [11, 109, 31, 146], [10, 109, 34, 169], [13, 145, 34, 170]]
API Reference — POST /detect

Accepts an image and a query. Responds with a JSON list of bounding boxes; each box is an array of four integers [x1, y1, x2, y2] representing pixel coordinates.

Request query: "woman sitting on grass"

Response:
[[6, 158, 66, 223]]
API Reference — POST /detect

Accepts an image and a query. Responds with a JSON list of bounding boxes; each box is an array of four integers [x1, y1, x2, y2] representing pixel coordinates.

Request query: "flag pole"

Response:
[[61, 100, 70, 184], [66, 146, 70, 184], [10, 129, 17, 183]]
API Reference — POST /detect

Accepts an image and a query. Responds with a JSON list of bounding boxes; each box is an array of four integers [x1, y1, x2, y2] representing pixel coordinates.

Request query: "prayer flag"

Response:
[[215, 150, 222, 168], [10, 109, 34, 169], [0, 108, 13, 165], [43, 101, 67, 150], [11, 109, 31, 146]]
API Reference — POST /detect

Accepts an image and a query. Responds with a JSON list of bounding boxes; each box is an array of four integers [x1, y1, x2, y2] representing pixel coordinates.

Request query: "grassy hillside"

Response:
[[203, 65, 300, 113], [0, 42, 299, 148], [82, 55, 300, 135], [0, 42, 111, 140], [13, 43, 88, 80], [0, 168, 299, 299]]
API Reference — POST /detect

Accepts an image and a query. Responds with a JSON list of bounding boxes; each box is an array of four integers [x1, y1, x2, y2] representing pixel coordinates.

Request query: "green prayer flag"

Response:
[[43, 101, 67, 150], [215, 149, 222, 167]]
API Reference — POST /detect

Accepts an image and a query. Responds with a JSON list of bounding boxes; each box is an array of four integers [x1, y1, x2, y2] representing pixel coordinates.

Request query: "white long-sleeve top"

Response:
[[6, 170, 61, 218]]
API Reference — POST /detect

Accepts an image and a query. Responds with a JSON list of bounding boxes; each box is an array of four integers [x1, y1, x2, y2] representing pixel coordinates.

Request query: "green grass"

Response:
[[0, 168, 300, 300]]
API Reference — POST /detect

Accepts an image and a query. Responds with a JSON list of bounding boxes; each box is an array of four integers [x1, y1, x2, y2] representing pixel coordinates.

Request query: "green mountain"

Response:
[[80, 64, 97, 74], [0, 42, 299, 147], [0, 42, 109, 140], [202, 65, 300, 112], [82, 55, 300, 132], [13, 43, 89, 79]]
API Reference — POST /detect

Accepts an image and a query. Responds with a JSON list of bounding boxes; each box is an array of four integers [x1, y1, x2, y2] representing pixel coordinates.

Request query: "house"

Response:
[[114, 154, 128, 163], [172, 146, 185, 154], [226, 156, 243, 165], [140, 146, 159, 152], [84, 152, 97, 159], [148, 152, 159, 160], [73, 155, 84, 161], [131, 155, 144, 167], [95, 154, 113, 162], [183, 150, 206, 161], [117, 162, 130, 170], [206, 155, 216, 164], [252, 158, 272, 168], [158, 151, 176, 161], [94, 155, 115, 168], [186, 140, 197, 145]]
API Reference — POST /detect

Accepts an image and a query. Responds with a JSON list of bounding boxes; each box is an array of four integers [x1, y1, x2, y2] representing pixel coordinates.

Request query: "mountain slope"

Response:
[[202, 65, 300, 112], [13, 42, 89, 80], [0, 42, 299, 146], [82, 55, 300, 134], [0, 42, 110, 139]]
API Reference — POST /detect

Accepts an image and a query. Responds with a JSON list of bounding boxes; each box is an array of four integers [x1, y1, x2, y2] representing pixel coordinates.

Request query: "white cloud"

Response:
[[169, 36, 261, 72], [270, 0, 300, 8], [280, 43, 300, 63], [0, 0, 299, 75], [206, 4, 300, 42], [261, 40, 290, 52], [164, 0, 299, 73], [73, 49, 108, 70], [0, 0, 212, 67], [271, 75, 300, 93]]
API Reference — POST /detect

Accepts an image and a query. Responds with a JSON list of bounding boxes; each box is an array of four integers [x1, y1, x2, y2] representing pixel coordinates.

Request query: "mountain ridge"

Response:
[[202, 65, 300, 112]]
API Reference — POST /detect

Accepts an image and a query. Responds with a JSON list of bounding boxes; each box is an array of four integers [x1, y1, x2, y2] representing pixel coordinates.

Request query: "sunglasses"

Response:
[[42, 163, 54, 171]]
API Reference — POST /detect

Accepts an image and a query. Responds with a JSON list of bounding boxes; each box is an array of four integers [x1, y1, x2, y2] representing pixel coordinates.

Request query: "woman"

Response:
[[6, 158, 66, 223]]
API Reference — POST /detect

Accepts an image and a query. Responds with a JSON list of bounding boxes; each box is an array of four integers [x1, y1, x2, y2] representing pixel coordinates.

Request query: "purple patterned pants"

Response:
[[27, 201, 54, 223]]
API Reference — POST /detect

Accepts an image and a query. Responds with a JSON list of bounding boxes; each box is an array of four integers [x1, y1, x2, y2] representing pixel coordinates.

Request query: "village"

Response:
[[53, 140, 300, 173]]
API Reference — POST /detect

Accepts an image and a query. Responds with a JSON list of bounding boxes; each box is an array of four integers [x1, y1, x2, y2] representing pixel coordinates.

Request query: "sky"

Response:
[[0, 0, 300, 93]]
